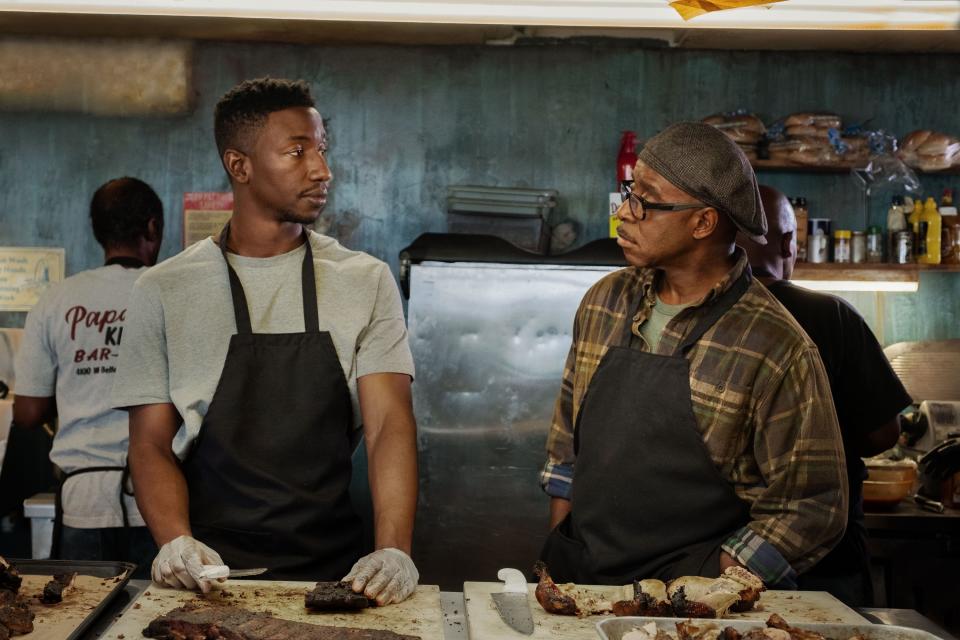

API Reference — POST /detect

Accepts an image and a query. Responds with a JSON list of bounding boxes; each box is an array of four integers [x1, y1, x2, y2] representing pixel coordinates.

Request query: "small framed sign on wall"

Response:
[[0, 247, 65, 311], [183, 192, 233, 248]]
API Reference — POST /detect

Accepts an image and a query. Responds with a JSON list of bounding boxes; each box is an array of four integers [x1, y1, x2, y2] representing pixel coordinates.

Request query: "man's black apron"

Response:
[[51, 255, 145, 558], [181, 225, 364, 580], [541, 270, 752, 585]]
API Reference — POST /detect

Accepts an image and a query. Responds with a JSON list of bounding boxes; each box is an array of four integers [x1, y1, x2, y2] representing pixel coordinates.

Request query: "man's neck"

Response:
[[223, 213, 306, 258], [656, 249, 737, 305], [104, 246, 148, 266]]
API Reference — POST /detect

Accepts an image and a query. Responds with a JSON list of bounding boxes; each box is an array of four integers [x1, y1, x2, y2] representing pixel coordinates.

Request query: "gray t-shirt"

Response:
[[15, 264, 146, 528], [111, 231, 415, 460]]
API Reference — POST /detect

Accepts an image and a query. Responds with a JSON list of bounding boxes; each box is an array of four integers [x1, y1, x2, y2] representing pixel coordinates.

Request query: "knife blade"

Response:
[[491, 568, 534, 635], [198, 565, 268, 580]]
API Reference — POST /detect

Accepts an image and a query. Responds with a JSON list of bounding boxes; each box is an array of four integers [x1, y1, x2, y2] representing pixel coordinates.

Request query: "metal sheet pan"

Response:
[[9, 558, 135, 640], [597, 616, 949, 640]]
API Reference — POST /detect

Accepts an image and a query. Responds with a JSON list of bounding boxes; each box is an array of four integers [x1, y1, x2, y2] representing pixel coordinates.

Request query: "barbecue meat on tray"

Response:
[[533, 562, 764, 618], [305, 582, 376, 611], [142, 605, 421, 640], [0, 557, 33, 638]]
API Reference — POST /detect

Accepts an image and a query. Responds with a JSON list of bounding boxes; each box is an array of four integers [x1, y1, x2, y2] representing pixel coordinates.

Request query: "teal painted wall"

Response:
[[0, 39, 958, 344]]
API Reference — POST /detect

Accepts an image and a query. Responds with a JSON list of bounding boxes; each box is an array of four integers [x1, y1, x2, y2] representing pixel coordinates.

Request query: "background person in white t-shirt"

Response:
[[112, 78, 419, 604], [14, 177, 164, 577]]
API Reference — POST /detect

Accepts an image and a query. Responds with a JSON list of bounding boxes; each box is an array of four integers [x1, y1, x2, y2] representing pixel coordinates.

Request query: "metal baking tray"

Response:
[[596, 616, 948, 640], [8, 558, 135, 640]]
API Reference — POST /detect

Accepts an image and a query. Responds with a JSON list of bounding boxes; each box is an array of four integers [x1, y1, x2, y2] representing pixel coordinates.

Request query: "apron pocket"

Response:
[[540, 516, 588, 583]]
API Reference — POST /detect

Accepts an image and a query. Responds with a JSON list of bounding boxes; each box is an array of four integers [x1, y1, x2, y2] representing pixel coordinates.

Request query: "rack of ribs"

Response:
[[143, 605, 422, 640]]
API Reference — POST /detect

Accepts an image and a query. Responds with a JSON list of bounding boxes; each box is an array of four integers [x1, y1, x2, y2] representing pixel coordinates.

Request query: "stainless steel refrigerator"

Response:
[[400, 233, 625, 589]]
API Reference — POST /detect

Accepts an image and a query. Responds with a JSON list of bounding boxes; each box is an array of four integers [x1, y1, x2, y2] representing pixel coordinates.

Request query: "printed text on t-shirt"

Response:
[[64, 305, 127, 369]]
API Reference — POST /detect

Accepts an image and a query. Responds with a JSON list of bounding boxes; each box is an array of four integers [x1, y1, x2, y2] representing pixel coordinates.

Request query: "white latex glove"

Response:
[[343, 548, 419, 606], [151, 534, 227, 594]]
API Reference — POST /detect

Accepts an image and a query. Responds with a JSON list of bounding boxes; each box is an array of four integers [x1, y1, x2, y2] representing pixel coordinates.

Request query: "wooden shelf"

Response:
[[750, 159, 960, 176], [793, 262, 960, 282]]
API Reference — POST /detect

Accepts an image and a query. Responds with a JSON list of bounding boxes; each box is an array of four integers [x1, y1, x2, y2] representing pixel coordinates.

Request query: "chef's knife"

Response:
[[198, 565, 268, 580], [491, 568, 534, 635]]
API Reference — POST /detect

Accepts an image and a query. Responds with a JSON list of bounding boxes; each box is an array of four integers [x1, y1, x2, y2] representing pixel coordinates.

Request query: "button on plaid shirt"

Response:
[[540, 251, 847, 588]]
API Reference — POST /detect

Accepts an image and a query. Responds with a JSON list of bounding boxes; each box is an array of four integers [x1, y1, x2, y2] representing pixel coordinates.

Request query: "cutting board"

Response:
[[464, 582, 867, 640], [102, 581, 444, 639]]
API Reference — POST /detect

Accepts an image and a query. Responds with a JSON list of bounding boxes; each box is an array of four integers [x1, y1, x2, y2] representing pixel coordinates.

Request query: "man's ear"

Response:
[[780, 230, 795, 259], [691, 207, 720, 240], [223, 149, 251, 184], [146, 217, 162, 242]]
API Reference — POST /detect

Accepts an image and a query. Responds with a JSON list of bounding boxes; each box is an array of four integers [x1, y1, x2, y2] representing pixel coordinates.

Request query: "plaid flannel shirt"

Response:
[[540, 251, 848, 588]]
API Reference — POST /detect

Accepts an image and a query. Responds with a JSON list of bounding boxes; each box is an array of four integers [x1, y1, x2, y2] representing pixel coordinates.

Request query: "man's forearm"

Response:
[[367, 418, 417, 554], [549, 497, 571, 529], [129, 438, 192, 546]]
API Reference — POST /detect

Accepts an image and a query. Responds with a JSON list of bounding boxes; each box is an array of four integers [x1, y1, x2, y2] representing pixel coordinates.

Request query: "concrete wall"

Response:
[[1, 38, 958, 344]]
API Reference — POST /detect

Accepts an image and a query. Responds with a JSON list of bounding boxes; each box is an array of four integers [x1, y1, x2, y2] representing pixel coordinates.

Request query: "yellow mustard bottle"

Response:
[[918, 197, 942, 264], [908, 198, 923, 259]]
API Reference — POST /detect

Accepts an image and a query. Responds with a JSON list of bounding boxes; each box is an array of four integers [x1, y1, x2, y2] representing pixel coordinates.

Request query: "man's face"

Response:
[[615, 160, 702, 268], [246, 106, 331, 224]]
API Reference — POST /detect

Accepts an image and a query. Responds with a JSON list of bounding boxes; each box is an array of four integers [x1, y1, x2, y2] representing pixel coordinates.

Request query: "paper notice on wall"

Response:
[[0, 247, 65, 311], [670, 0, 784, 21], [183, 192, 233, 248]]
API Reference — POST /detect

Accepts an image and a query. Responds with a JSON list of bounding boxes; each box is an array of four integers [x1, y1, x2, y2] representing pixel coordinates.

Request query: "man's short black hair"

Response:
[[214, 77, 315, 159], [89, 177, 164, 250]]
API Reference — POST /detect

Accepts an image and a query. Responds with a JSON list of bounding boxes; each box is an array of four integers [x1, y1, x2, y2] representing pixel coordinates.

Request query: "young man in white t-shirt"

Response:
[[14, 177, 164, 576], [113, 78, 419, 604]]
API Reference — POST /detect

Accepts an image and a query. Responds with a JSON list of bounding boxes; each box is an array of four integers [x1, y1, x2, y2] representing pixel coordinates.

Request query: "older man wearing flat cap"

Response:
[[539, 122, 847, 589]]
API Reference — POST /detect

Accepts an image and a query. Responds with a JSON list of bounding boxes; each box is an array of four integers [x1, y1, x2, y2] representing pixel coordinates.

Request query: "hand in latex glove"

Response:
[[152, 534, 226, 593], [343, 548, 419, 605]]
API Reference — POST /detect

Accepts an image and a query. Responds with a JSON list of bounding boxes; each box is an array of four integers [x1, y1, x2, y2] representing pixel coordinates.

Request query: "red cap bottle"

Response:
[[616, 131, 638, 187]]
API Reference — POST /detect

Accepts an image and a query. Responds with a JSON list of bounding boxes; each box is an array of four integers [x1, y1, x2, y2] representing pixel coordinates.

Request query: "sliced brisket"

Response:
[[305, 582, 375, 612]]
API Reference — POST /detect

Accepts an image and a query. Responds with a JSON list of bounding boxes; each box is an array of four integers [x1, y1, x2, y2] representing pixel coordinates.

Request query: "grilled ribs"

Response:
[[41, 571, 78, 604], [0, 557, 32, 638], [143, 605, 421, 640], [0, 559, 20, 594]]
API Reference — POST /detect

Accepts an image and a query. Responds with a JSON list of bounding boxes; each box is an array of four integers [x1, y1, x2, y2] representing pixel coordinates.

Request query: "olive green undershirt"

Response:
[[638, 294, 693, 352]]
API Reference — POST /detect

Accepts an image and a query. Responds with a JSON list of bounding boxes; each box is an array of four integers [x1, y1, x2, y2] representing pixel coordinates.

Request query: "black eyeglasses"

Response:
[[620, 183, 704, 221]]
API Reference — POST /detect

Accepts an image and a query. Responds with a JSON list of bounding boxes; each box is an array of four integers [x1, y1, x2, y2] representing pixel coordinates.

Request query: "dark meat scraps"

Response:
[[0, 602, 34, 636], [142, 605, 421, 640], [670, 586, 717, 619], [41, 572, 78, 604], [533, 561, 579, 616], [305, 582, 375, 611], [0, 559, 21, 594]]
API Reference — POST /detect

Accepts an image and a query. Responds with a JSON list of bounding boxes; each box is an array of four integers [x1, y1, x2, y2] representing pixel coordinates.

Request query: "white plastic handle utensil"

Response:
[[497, 568, 529, 594], [198, 564, 231, 581]]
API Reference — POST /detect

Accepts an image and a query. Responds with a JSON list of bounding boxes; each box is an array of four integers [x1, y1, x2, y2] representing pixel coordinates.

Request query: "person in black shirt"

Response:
[[739, 185, 912, 607]]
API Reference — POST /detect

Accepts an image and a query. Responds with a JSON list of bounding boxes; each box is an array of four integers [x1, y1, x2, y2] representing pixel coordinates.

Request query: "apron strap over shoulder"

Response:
[[677, 266, 752, 356], [300, 237, 320, 333], [218, 224, 254, 335]]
